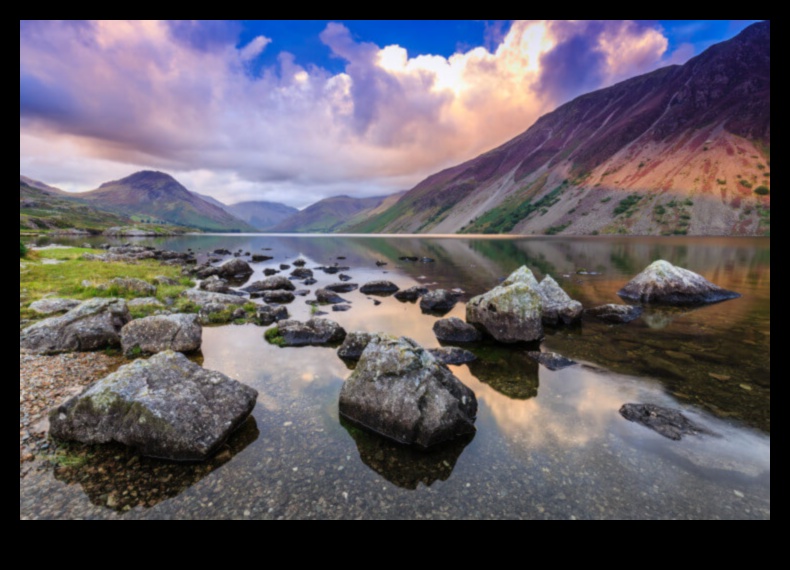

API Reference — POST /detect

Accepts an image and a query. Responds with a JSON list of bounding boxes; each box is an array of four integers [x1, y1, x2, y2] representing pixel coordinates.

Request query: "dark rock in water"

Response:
[[243, 276, 295, 293], [21, 298, 131, 354], [233, 252, 240, 257], [279, 264, 291, 270], [360, 280, 399, 295], [293, 289, 310, 297], [199, 275, 229, 293], [216, 258, 254, 279], [585, 304, 643, 323], [121, 314, 201, 356], [251, 254, 273, 263], [399, 256, 419, 262], [467, 347, 539, 399], [337, 256, 346, 260], [260, 290, 295, 304], [394, 286, 428, 302], [320, 265, 349, 274], [303, 278, 318, 286], [263, 268, 279, 276], [292, 258, 307, 267], [428, 347, 477, 365], [49, 350, 257, 461], [371, 299, 382, 306], [270, 318, 347, 346], [420, 257, 435, 263], [332, 304, 352, 312], [537, 275, 582, 325], [315, 289, 349, 304], [375, 260, 388, 266], [619, 403, 715, 440], [338, 274, 352, 282], [29, 297, 80, 315], [433, 317, 482, 343], [466, 266, 543, 343], [212, 248, 231, 255], [256, 305, 289, 326], [526, 351, 576, 370], [617, 260, 741, 305], [420, 289, 458, 314], [325, 282, 358, 293], [291, 267, 314, 279], [337, 331, 376, 360], [339, 335, 477, 447]]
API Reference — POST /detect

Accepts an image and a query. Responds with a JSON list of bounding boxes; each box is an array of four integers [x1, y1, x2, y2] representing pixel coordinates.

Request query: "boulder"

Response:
[[292, 258, 307, 267], [28, 297, 80, 315], [104, 278, 157, 296], [585, 304, 643, 324], [419, 289, 457, 314], [537, 275, 582, 325], [394, 286, 428, 301], [339, 336, 477, 447], [127, 297, 164, 308], [359, 280, 400, 295], [337, 331, 377, 361], [268, 318, 347, 347], [260, 290, 295, 304], [617, 260, 740, 305], [199, 275, 230, 293], [315, 289, 349, 304], [526, 351, 576, 370], [121, 314, 201, 356], [466, 266, 543, 343], [332, 304, 352, 312], [243, 276, 295, 293], [432, 317, 482, 343], [290, 267, 314, 279], [263, 268, 279, 276], [20, 298, 131, 354], [279, 264, 291, 270], [182, 289, 247, 307], [325, 282, 358, 293], [49, 351, 257, 461], [256, 305, 289, 326], [619, 403, 715, 441], [216, 258, 253, 279], [428, 347, 477, 365]]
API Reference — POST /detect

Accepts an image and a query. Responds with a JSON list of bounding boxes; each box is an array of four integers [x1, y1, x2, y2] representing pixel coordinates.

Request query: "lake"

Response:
[[20, 235, 770, 519]]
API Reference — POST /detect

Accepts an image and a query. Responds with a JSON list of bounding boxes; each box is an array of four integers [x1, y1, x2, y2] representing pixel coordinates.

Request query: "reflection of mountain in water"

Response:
[[467, 346, 540, 400], [341, 417, 473, 490], [53, 416, 259, 512]]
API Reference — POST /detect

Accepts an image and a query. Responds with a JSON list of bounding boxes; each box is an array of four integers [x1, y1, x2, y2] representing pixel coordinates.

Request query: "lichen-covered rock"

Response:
[[121, 314, 202, 356], [428, 347, 477, 365], [394, 286, 428, 301], [325, 282, 358, 293], [432, 317, 482, 343], [359, 280, 400, 295], [585, 304, 643, 323], [259, 290, 295, 304], [337, 331, 377, 361], [243, 276, 295, 293], [619, 403, 715, 440], [537, 275, 582, 325], [339, 336, 477, 447], [103, 278, 157, 296], [127, 297, 164, 308], [256, 305, 289, 326], [216, 258, 253, 279], [617, 260, 740, 305], [28, 297, 80, 315], [269, 318, 347, 346], [419, 290, 458, 314], [48, 350, 257, 460], [466, 266, 543, 343], [182, 289, 247, 307], [20, 298, 131, 354], [199, 275, 229, 293], [526, 351, 576, 370]]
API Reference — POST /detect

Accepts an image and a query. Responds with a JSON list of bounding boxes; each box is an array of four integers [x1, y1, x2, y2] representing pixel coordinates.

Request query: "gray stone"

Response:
[[359, 280, 399, 295], [199, 275, 229, 293], [250, 254, 273, 262], [394, 286, 428, 301], [432, 317, 482, 343], [28, 297, 80, 315], [183, 289, 247, 307], [338, 274, 352, 282], [420, 289, 458, 314], [619, 403, 715, 440], [216, 258, 254, 279], [154, 275, 178, 286], [127, 297, 164, 308], [316, 289, 349, 304], [263, 268, 279, 276], [121, 314, 201, 356], [260, 290, 295, 304], [526, 351, 576, 370], [243, 276, 295, 293], [332, 304, 352, 312], [585, 304, 643, 323], [466, 266, 543, 343], [290, 267, 314, 279], [428, 347, 477, 365], [49, 351, 257, 460], [292, 258, 307, 267], [337, 332, 377, 360], [617, 260, 741, 305], [269, 318, 347, 346], [20, 298, 131, 354], [256, 305, 289, 326], [325, 282, 358, 293], [103, 278, 157, 296], [339, 336, 477, 447], [537, 275, 583, 325]]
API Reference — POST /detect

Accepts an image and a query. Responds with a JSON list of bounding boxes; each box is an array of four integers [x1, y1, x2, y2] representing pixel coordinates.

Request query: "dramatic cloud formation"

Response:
[[20, 20, 674, 206]]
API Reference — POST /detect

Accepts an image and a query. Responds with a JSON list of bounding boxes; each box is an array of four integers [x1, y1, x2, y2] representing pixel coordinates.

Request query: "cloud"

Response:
[[20, 20, 672, 205]]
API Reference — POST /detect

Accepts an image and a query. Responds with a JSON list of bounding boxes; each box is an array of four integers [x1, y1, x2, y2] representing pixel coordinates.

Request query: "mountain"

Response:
[[271, 194, 401, 233], [20, 175, 69, 196], [78, 171, 256, 232], [356, 21, 770, 236], [224, 201, 298, 231], [20, 180, 131, 231]]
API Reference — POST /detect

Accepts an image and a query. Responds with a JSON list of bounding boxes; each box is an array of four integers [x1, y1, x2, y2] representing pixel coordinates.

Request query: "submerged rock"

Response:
[[619, 403, 715, 441], [359, 280, 399, 295], [49, 351, 257, 460], [419, 290, 458, 314], [339, 336, 477, 447], [585, 304, 643, 324], [394, 286, 428, 302], [20, 298, 131, 354], [617, 260, 740, 305], [127, 297, 164, 308], [428, 347, 477, 365], [121, 314, 202, 356], [537, 275, 582, 325], [28, 297, 80, 315], [268, 318, 347, 346], [433, 317, 482, 343], [526, 351, 576, 370]]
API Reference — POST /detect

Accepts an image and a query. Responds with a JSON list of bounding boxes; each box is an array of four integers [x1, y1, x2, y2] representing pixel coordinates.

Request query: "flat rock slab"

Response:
[[49, 351, 257, 460], [618, 260, 740, 305], [183, 289, 247, 307], [29, 297, 80, 315], [325, 282, 358, 293], [269, 318, 347, 346], [585, 304, 643, 323], [121, 314, 202, 356], [339, 336, 477, 447], [360, 280, 399, 295], [433, 317, 482, 343], [619, 403, 715, 441], [243, 276, 295, 292], [428, 347, 477, 365], [526, 351, 576, 370]]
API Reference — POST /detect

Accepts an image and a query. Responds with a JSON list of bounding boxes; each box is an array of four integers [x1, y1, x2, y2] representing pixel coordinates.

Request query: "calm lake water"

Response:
[[20, 235, 770, 519]]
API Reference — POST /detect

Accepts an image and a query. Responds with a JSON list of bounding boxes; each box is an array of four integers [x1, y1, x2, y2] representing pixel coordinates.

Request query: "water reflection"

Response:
[[466, 346, 540, 399]]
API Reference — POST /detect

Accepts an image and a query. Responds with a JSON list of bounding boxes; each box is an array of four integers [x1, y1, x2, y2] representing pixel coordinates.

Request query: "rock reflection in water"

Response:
[[50, 416, 259, 512], [640, 306, 700, 329], [340, 417, 473, 490], [467, 345, 540, 399]]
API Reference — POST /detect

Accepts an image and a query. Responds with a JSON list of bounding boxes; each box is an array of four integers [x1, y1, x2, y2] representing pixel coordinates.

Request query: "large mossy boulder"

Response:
[[121, 314, 202, 357], [339, 336, 477, 447], [617, 260, 740, 305], [20, 298, 131, 354], [466, 266, 543, 343], [49, 351, 257, 461]]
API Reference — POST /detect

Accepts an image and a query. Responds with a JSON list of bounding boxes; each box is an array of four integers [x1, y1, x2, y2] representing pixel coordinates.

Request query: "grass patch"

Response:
[[613, 194, 641, 216], [20, 242, 28, 258], [600, 197, 612, 203], [739, 179, 753, 189], [461, 183, 567, 234], [264, 326, 285, 347], [545, 223, 570, 235]]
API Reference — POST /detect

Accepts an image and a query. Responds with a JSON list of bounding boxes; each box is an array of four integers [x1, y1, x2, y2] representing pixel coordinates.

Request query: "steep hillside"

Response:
[[357, 21, 770, 236], [272, 194, 399, 233], [20, 181, 130, 232], [225, 201, 298, 231]]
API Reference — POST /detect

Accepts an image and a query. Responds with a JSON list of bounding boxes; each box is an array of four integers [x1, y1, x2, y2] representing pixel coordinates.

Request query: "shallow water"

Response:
[[20, 235, 770, 519]]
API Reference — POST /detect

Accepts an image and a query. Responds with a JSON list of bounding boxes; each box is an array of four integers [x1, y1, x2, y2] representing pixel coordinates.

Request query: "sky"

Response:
[[20, 20, 761, 208]]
